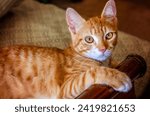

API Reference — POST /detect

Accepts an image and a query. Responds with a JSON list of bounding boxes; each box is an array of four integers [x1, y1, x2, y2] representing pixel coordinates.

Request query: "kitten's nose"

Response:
[[99, 48, 106, 53]]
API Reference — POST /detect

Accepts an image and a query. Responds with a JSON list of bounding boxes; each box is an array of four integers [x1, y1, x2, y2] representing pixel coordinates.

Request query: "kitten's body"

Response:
[[0, 45, 129, 99], [0, 45, 101, 98], [0, 0, 132, 98]]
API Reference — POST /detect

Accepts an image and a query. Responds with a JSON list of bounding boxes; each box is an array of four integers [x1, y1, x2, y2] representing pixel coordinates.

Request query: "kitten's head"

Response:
[[66, 0, 117, 61]]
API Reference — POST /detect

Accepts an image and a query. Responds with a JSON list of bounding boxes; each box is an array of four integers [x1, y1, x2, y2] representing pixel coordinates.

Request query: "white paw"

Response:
[[114, 76, 132, 92]]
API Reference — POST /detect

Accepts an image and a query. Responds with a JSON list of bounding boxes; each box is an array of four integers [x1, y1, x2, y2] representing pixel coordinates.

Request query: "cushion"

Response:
[[0, 0, 149, 98]]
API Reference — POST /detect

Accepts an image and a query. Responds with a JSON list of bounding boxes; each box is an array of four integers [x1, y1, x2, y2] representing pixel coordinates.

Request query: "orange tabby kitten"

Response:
[[0, 0, 132, 98]]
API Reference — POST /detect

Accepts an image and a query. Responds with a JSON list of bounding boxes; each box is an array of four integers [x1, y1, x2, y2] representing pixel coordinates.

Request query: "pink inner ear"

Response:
[[67, 15, 76, 34], [66, 8, 79, 34], [110, 0, 116, 16], [66, 8, 85, 34], [66, 9, 78, 34], [102, 0, 116, 17], [105, 6, 114, 16], [69, 23, 76, 34]]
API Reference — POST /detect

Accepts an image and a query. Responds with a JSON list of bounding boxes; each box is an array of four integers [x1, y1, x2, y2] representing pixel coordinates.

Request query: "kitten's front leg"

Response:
[[95, 66, 132, 92], [59, 66, 132, 99], [59, 69, 103, 99]]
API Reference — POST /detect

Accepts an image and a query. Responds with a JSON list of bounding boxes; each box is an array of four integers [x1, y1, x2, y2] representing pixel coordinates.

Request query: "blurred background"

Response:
[[39, 0, 150, 42]]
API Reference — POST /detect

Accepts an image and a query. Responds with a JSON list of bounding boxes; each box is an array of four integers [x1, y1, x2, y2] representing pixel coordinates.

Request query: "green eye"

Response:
[[105, 32, 113, 40], [85, 36, 94, 43]]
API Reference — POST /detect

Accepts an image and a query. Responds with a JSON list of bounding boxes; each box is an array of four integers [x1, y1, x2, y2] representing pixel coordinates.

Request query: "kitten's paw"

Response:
[[110, 72, 132, 92]]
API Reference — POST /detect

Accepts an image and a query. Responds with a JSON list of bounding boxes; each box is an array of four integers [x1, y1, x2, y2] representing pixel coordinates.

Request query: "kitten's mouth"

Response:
[[84, 49, 112, 62], [97, 55, 108, 61], [97, 51, 112, 61]]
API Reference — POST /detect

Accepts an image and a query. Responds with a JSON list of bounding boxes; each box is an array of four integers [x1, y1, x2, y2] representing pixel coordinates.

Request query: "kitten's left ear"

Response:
[[66, 8, 86, 34], [101, 0, 116, 18]]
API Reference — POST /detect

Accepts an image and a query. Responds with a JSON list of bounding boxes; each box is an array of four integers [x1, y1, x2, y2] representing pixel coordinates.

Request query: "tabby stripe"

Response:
[[80, 72, 86, 91], [74, 38, 82, 48]]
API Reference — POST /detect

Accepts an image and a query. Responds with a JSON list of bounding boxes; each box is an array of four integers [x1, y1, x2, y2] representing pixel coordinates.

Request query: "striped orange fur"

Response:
[[0, 0, 132, 98]]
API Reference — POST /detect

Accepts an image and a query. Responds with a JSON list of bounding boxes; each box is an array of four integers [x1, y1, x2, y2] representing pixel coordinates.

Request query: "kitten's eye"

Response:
[[105, 32, 113, 40], [84, 36, 94, 43]]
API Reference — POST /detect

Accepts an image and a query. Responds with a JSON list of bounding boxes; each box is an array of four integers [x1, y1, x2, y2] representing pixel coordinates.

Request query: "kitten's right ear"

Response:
[[66, 8, 85, 34], [101, 0, 116, 18]]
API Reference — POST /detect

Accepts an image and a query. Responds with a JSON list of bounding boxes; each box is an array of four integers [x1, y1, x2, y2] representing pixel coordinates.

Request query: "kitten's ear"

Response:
[[101, 0, 116, 18], [66, 8, 85, 34]]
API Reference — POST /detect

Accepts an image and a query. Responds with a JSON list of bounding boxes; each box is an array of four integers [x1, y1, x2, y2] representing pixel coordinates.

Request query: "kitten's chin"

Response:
[[98, 51, 112, 61], [84, 50, 112, 62], [93, 55, 109, 62], [83, 54, 109, 62]]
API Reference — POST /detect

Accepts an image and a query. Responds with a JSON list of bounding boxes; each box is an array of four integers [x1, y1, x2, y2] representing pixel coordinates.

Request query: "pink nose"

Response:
[[99, 48, 106, 53]]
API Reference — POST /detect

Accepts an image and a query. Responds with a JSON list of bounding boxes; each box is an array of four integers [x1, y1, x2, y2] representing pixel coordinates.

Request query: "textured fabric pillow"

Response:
[[0, 0, 149, 98], [0, 0, 20, 17]]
